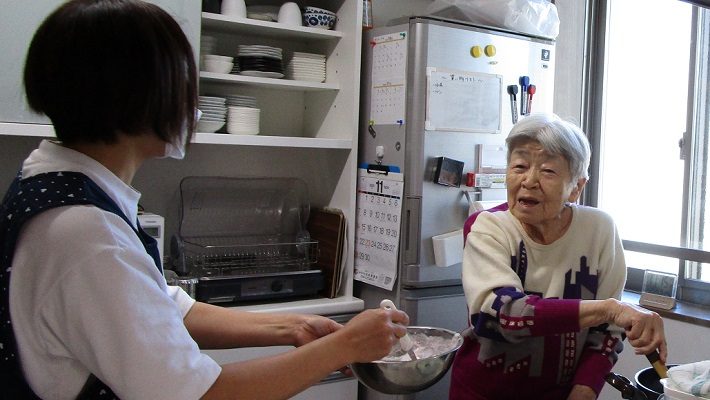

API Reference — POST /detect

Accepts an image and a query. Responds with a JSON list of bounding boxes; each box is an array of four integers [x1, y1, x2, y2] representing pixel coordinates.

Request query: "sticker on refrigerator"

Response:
[[425, 67, 502, 134], [369, 32, 407, 126], [354, 167, 404, 290]]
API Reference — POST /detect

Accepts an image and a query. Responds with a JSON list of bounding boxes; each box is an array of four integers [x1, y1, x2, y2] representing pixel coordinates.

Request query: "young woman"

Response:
[[0, 1, 408, 398]]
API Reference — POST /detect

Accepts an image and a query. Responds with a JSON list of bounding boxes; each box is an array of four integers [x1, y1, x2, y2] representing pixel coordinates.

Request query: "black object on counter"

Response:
[[605, 372, 648, 400], [433, 157, 464, 187], [202, 0, 221, 13]]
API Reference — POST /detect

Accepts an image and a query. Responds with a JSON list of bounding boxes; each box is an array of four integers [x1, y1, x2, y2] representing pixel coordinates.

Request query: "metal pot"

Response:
[[635, 365, 678, 400], [606, 364, 678, 400]]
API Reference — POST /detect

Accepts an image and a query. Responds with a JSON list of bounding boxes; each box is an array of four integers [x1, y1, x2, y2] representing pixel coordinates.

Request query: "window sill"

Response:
[[622, 291, 710, 328]]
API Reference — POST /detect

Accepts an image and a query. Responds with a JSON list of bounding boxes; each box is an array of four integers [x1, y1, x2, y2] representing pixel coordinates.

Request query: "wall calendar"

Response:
[[354, 168, 404, 290]]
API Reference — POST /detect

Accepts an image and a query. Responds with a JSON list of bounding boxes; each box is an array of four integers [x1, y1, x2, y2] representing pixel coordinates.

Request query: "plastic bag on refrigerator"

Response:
[[426, 0, 560, 39]]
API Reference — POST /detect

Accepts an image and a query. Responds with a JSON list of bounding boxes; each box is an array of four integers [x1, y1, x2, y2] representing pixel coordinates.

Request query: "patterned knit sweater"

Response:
[[449, 205, 626, 399]]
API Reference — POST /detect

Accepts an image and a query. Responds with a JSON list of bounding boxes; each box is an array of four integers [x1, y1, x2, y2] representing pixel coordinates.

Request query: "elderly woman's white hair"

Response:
[[505, 113, 591, 182]]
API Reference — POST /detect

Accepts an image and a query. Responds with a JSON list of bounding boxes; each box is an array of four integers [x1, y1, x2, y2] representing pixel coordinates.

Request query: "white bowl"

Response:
[[278, 2, 302, 27], [661, 379, 704, 400], [196, 120, 225, 133], [303, 12, 337, 30], [202, 54, 233, 63], [304, 6, 336, 16], [203, 60, 234, 74]]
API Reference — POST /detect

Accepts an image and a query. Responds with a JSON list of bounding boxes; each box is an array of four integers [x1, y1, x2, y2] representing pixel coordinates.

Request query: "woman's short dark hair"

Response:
[[24, 0, 197, 145]]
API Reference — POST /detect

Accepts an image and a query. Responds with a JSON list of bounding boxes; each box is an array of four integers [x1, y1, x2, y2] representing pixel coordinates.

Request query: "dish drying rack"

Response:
[[169, 176, 325, 304], [175, 236, 319, 278]]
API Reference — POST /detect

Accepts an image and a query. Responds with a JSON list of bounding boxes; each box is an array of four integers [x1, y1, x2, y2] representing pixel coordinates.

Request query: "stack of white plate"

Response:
[[237, 45, 284, 78], [197, 96, 226, 133], [226, 95, 257, 108], [286, 52, 326, 82], [227, 106, 260, 135]]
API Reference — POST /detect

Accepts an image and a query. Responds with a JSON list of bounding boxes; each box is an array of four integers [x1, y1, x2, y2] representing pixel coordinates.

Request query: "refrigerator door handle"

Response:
[[402, 196, 421, 265]]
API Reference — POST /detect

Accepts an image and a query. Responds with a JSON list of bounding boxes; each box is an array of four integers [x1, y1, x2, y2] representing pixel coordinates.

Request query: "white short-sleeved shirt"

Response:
[[9, 140, 221, 399]]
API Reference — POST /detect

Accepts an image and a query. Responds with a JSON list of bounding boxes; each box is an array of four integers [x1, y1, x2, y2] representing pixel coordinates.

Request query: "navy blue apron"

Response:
[[0, 171, 162, 399]]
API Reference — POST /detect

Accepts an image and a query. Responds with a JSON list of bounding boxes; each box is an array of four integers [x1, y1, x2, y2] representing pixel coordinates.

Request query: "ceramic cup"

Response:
[[221, 0, 246, 18], [277, 2, 302, 27]]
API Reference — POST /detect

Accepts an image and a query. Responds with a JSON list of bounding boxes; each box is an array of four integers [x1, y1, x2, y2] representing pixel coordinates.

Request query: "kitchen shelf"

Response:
[[200, 71, 339, 91], [0, 122, 54, 137], [201, 12, 344, 41], [227, 295, 364, 315], [194, 132, 352, 149]]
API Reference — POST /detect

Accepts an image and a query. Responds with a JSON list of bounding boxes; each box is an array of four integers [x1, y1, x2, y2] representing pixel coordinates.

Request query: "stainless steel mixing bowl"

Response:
[[350, 326, 464, 394]]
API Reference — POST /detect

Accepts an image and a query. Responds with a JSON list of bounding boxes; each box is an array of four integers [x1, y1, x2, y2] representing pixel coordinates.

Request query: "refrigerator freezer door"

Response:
[[402, 18, 555, 287]]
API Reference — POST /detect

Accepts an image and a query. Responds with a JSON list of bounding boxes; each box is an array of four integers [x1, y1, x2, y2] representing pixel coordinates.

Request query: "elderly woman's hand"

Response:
[[608, 299, 667, 362], [580, 299, 668, 362], [567, 384, 597, 400]]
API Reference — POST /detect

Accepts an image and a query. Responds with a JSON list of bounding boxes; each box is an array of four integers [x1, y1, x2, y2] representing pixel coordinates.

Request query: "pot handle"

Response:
[[605, 372, 648, 400]]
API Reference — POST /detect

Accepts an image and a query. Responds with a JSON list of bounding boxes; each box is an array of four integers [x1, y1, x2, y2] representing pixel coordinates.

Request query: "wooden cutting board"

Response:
[[307, 208, 346, 298]]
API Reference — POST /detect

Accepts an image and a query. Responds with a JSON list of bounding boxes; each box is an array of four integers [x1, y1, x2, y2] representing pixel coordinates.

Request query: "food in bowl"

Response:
[[350, 327, 463, 395]]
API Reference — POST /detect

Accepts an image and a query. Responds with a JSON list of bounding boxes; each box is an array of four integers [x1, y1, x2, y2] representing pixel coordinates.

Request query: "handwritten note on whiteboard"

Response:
[[369, 32, 407, 125], [354, 168, 404, 290], [425, 67, 503, 134]]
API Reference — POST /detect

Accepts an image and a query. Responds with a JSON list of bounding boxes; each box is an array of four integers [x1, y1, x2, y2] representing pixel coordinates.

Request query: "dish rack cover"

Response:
[[171, 176, 316, 275]]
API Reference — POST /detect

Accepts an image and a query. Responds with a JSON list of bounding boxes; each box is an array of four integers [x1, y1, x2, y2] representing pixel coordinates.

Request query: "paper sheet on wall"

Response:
[[369, 32, 407, 125], [354, 168, 404, 290], [425, 67, 503, 133]]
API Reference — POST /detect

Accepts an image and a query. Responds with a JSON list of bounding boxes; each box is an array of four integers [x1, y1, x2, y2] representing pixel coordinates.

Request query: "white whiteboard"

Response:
[[425, 67, 502, 134]]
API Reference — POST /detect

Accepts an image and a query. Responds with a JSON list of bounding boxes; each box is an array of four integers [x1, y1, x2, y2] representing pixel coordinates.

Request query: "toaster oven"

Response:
[[138, 212, 165, 262]]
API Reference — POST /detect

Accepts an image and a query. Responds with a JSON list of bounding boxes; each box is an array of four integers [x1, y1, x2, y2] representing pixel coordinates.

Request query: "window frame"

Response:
[[581, 0, 710, 306]]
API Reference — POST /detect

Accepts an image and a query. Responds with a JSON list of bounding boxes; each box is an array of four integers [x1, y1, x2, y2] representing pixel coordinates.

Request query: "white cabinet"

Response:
[[190, 0, 363, 307], [0, 0, 201, 127]]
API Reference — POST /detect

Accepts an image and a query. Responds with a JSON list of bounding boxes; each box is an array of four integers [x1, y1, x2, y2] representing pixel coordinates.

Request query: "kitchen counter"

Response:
[[227, 295, 364, 316]]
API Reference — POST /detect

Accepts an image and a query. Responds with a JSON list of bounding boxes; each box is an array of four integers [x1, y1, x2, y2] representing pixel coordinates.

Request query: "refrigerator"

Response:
[[355, 16, 556, 400]]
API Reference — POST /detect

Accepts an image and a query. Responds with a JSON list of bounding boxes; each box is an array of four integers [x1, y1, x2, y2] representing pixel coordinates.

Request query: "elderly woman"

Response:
[[449, 114, 666, 400]]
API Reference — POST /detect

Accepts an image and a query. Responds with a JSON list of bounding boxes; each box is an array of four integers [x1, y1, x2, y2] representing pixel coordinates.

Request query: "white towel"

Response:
[[668, 360, 710, 398]]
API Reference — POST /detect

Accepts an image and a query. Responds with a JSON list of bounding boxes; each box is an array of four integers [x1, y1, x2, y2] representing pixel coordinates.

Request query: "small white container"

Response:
[[432, 229, 464, 268], [202, 54, 233, 63], [221, 0, 246, 18], [196, 120, 225, 133], [203, 60, 234, 74], [278, 2, 302, 26]]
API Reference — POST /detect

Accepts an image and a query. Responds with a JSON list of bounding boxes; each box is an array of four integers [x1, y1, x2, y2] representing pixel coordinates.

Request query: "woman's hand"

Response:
[[337, 308, 410, 364], [292, 315, 343, 347], [567, 384, 596, 400], [609, 300, 667, 362]]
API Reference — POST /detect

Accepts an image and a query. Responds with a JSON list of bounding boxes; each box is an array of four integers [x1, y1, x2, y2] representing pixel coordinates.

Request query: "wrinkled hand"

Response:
[[567, 384, 596, 400], [293, 315, 343, 347], [611, 301, 667, 362], [339, 308, 410, 364], [567, 385, 597, 400]]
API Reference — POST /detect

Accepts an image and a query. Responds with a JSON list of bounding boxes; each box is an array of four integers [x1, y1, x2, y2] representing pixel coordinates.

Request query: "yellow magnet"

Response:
[[470, 45, 483, 58], [484, 45, 496, 57]]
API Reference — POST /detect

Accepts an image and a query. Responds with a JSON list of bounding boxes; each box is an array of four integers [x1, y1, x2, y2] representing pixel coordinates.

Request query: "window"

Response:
[[584, 0, 710, 305]]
